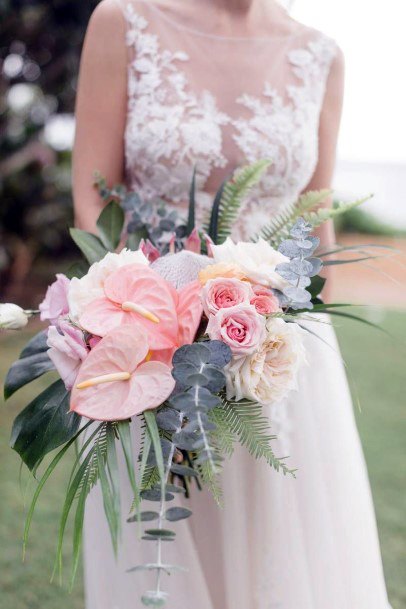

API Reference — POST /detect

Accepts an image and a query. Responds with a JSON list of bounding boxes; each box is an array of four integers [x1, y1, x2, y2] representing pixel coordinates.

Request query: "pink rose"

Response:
[[202, 278, 253, 316], [47, 321, 88, 390], [250, 285, 281, 316], [39, 273, 70, 324], [207, 304, 266, 355]]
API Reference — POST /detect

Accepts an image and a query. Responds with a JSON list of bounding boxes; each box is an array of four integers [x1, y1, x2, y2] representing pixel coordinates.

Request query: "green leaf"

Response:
[[10, 380, 80, 472], [96, 201, 125, 250], [207, 180, 226, 244], [23, 421, 92, 557], [97, 443, 119, 555], [117, 421, 140, 499], [324, 309, 388, 334], [54, 446, 95, 580], [69, 228, 108, 264], [65, 260, 89, 279], [308, 275, 326, 299], [143, 411, 166, 507], [4, 331, 54, 400], [187, 167, 196, 235], [71, 451, 94, 587]]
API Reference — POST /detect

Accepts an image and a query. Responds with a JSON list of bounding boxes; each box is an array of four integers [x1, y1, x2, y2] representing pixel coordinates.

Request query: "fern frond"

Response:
[[196, 460, 223, 507], [302, 196, 371, 229], [209, 406, 236, 457], [205, 160, 272, 243], [256, 189, 332, 247], [220, 396, 295, 476]]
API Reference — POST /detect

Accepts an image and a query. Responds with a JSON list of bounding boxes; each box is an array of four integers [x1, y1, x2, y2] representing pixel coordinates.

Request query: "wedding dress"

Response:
[[83, 2, 391, 607]]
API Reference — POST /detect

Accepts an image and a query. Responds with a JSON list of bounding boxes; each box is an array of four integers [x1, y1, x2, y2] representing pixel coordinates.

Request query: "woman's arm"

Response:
[[72, 0, 127, 233], [304, 46, 345, 298]]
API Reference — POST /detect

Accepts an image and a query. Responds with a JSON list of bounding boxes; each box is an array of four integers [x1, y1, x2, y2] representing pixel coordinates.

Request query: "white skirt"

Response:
[[83, 320, 391, 609]]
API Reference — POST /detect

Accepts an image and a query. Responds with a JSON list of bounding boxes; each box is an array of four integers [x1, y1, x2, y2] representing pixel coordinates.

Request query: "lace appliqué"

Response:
[[121, 3, 337, 238], [123, 4, 229, 219], [231, 36, 337, 239]]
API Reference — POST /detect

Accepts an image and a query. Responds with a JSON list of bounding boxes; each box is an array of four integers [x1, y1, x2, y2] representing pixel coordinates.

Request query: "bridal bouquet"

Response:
[[2, 161, 379, 606]]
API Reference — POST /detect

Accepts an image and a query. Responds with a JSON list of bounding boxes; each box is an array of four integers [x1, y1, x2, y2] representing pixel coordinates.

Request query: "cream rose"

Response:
[[226, 318, 306, 405], [68, 248, 149, 321], [210, 237, 289, 290]]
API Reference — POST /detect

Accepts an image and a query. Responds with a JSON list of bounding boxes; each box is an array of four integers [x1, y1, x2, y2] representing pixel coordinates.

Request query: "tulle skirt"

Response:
[[83, 319, 391, 609]]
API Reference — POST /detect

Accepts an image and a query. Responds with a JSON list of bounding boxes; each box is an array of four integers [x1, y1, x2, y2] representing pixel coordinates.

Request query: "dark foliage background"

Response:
[[0, 0, 98, 304]]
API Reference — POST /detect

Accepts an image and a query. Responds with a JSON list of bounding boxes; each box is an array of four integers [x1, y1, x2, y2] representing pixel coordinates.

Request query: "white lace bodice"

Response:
[[115, 0, 337, 239]]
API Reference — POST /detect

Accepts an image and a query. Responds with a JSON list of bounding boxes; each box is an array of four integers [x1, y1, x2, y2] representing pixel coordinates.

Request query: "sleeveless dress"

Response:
[[83, 2, 391, 608]]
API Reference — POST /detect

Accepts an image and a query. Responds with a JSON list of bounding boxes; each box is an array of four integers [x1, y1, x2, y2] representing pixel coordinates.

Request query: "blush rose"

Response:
[[207, 303, 266, 355], [202, 278, 253, 316]]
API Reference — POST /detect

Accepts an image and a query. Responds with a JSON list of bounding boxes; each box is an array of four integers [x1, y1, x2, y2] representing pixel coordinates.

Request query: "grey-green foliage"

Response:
[[219, 395, 296, 476], [276, 218, 323, 310], [205, 159, 272, 244], [169, 342, 232, 477]]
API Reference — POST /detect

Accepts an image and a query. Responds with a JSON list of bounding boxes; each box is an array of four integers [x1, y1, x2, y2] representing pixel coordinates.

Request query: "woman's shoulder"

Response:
[[287, 16, 343, 65]]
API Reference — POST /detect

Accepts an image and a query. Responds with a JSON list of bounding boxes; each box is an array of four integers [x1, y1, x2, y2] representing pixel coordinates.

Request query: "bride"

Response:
[[73, 1, 391, 607]]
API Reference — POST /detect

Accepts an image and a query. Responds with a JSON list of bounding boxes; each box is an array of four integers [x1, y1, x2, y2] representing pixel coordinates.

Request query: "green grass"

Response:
[[0, 312, 405, 609]]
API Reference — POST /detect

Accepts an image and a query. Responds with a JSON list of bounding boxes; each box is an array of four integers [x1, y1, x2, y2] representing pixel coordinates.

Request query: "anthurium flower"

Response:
[[152, 280, 203, 365], [79, 264, 179, 350], [68, 248, 149, 321], [70, 325, 175, 421]]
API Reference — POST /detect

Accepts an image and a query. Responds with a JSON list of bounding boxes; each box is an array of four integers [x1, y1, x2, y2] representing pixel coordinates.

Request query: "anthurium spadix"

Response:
[[79, 264, 179, 350], [70, 325, 175, 421]]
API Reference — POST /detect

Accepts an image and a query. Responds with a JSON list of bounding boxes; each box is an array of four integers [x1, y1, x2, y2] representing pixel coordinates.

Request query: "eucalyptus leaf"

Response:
[[165, 507, 192, 522], [170, 464, 198, 477], [127, 511, 159, 523]]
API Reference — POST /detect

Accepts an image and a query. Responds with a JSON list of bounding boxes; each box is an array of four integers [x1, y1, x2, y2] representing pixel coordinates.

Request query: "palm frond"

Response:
[[220, 396, 295, 476], [205, 160, 272, 244], [75, 423, 108, 499], [256, 189, 332, 246]]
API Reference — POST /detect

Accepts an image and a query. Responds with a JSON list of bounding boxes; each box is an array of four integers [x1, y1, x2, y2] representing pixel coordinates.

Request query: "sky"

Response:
[[291, 0, 406, 164]]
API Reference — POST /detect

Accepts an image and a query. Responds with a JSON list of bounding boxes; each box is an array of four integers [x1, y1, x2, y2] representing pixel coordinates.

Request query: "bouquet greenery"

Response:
[[2, 160, 383, 607]]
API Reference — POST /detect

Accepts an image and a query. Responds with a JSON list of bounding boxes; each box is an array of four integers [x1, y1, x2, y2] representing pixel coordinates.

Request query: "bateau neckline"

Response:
[[141, 0, 301, 43]]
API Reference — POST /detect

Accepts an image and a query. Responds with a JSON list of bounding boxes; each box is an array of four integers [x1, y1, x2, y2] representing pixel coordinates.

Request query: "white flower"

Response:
[[68, 248, 149, 321], [0, 303, 29, 330], [226, 318, 306, 405], [211, 237, 289, 290]]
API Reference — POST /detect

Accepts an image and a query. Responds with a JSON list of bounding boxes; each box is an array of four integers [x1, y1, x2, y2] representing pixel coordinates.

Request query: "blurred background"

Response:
[[0, 1, 405, 608]]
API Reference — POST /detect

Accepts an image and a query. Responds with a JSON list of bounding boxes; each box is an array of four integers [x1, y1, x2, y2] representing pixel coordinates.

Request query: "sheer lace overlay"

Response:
[[116, 0, 337, 238], [83, 5, 392, 609]]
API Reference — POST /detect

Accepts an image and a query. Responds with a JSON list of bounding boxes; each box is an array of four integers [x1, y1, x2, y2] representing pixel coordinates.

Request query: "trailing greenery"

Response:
[[219, 395, 296, 476]]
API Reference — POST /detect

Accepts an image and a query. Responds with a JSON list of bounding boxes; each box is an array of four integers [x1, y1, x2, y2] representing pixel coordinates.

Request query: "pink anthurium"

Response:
[[79, 264, 179, 350], [177, 280, 203, 345], [70, 325, 175, 421], [151, 280, 203, 365]]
